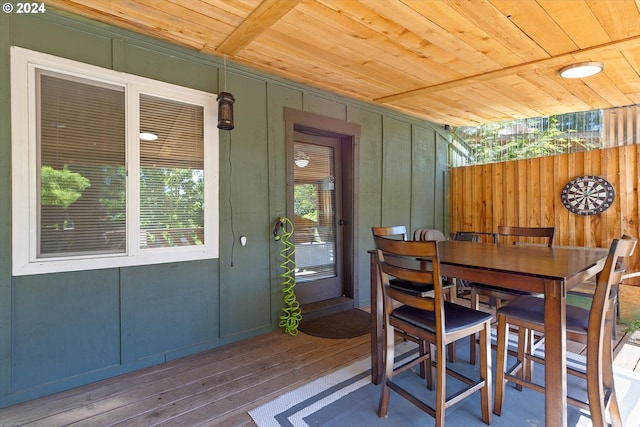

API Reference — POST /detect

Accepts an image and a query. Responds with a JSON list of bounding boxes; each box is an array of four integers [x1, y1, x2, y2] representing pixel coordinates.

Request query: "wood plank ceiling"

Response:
[[45, 0, 640, 126]]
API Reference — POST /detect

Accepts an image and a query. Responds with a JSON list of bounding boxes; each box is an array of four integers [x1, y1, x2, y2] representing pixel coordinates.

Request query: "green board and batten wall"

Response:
[[0, 8, 449, 407]]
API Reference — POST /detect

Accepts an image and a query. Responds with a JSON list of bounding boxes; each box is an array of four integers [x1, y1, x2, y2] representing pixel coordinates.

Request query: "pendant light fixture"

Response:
[[294, 151, 309, 168], [217, 91, 235, 130], [217, 55, 235, 130]]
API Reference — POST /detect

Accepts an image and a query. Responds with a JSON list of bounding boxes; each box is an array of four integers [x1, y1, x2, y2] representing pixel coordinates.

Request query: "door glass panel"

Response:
[[293, 142, 336, 282]]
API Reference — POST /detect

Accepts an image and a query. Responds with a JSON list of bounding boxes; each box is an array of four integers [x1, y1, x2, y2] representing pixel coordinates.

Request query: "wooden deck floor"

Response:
[[1, 312, 639, 426], [0, 328, 372, 427]]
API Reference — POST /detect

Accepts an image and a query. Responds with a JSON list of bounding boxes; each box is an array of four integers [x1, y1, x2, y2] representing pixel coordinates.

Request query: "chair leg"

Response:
[[523, 328, 535, 385], [612, 294, 619, 340], [586, 319, 609, 427], [603, 317, 623, 427], [586, 354, 607, 426], [420, 340, 434, 390], [515, 327, 527, 392], [445, 287, 457, 363], [426, 343, 436, 390], [435, 339, 447, 427], [479, 322, 492, 424], [493, 315, 508, 416], [418, 340, 426, 379], [378, 325, 395, 418], [447, 284, 457, 304], [469, 287, 479, 365], [469, 336, 477, 365], [447, 342, 456, 363]]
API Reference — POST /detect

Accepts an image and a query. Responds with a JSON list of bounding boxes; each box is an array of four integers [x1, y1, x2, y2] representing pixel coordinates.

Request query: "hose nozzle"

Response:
[[273, 217, 287, 241]]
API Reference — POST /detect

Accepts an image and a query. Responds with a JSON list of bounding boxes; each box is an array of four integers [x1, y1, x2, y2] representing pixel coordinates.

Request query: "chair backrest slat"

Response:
[[381, 258, 436, 286], [497, 226, 555, 247], [372, 225, 408, 241]]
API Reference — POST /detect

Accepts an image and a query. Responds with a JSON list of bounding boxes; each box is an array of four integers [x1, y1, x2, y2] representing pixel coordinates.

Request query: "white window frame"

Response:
[[11, 47, 219, 275]]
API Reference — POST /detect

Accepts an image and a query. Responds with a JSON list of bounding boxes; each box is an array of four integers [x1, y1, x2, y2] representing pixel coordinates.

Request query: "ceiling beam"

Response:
[[216, 0, 302, 56], [375, 35, 640, 103]]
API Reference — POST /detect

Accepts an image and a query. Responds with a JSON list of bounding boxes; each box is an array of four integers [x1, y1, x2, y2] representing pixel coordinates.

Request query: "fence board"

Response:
[[450, 146, 640, 283]]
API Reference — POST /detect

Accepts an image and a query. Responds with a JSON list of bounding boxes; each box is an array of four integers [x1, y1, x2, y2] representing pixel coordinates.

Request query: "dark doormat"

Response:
[[299, 309, 371, 339]]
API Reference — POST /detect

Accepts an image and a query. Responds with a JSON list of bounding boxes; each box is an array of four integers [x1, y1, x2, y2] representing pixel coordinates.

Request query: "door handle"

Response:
[[338, 220, 345, 226]]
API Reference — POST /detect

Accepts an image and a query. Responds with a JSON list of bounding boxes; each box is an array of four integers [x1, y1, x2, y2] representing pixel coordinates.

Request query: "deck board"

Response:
[[0, 330, 370, 426], [0, 307, 636, 426]]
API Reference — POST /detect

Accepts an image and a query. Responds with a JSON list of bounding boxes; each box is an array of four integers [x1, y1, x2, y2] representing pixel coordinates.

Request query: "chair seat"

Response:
[[393, 302, 493, 334], [496, 295, 590, 335]]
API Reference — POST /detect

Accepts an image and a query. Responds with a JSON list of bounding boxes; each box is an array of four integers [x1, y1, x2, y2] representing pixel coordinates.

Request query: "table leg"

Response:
[[544, 279, 567, 427], [370, 251, 383, 385]]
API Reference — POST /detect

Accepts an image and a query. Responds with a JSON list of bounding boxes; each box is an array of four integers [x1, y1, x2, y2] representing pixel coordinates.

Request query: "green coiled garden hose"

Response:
[[273, 217, 302, 335]]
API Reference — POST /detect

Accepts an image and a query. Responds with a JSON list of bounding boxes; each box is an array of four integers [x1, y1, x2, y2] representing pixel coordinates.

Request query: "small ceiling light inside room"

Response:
[[217, 91, 235, 130], [139, 131, 158, 141], [559, 61, 604, 79], [295, 151, 309, 168]]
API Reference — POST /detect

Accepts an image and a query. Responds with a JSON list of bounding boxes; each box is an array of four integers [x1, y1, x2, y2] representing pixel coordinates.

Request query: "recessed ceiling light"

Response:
[[139, 132, 158, 141], [559, 61, 604, 79]]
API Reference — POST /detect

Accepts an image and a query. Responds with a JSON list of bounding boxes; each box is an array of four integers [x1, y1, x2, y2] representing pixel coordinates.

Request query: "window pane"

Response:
[[139, 95, 204, 249], [38, 73, 126, 257]]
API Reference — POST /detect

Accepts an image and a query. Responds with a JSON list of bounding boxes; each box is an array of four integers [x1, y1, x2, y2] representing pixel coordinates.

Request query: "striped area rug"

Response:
[[249, 339, 640, 427]]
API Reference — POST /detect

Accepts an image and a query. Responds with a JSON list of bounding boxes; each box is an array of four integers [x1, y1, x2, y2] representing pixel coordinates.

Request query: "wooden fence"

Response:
[[449, 144, 640, 282]]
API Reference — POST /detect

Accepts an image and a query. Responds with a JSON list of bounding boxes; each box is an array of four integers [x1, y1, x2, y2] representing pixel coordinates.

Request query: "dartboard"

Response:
[[561, 175, 615, 215]]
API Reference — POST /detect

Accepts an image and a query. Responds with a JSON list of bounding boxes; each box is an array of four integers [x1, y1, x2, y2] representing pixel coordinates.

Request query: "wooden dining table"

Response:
[[369, 239, 609, 427]]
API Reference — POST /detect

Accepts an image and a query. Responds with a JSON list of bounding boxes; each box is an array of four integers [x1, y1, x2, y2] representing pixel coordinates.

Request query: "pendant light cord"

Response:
[[221, 55, 235, 267], [228, 129, 235, 267], [224, 55, 228, 92]]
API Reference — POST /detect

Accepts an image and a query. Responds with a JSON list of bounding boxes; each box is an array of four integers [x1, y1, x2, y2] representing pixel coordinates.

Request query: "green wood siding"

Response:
[[120, 261, 218, 362], [350, 107, 384, 304], [13, 270, 120, 389], [219, 72, 272, 338], [381, 117, 412, 227], [411, 125, 438, 232], [0, 9, 451, 407], [0, 11, 12, 405]]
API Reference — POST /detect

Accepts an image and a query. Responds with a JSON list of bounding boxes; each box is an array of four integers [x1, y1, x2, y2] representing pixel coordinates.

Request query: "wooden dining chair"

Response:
[[374, 235, 493, 427], [371, 226, 456, 368], [468, 226, 555, 365], [403, 227, 460, 359], [470, 226, 555, 310], [568, 239, 636, 339], [493, 235, 637, 427], [414, 228, 447, 241], [453, 231, 498, 243], [372, 226, 456, 302], [371, 226, 431, 379], [452, 231, 497, 295]]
